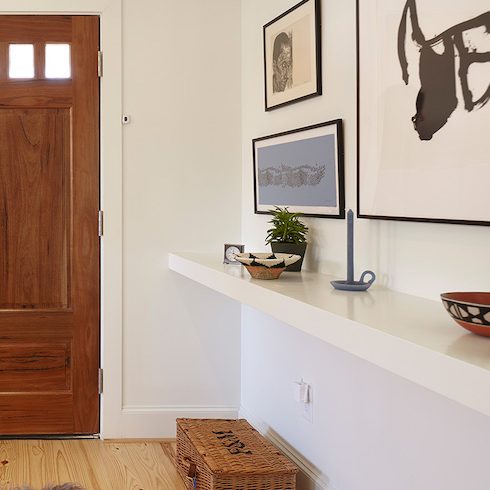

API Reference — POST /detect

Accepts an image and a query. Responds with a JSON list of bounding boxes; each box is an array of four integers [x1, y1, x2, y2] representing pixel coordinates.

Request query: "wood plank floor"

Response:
[[0, 440, 186, 490]]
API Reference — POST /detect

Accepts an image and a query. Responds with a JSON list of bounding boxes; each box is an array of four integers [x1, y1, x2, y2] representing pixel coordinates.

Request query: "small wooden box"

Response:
[[176, 418, 297, 490]]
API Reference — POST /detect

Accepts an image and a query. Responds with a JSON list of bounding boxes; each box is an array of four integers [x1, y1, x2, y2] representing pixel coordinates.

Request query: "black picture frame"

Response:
[[263, 0, 322, 111], [356, 0, 490, 226], [253, 120, 345, 219]]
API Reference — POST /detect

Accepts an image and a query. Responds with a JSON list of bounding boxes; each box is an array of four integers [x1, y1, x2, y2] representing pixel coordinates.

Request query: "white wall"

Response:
[[0, 0, 242, 439], [241, 308, 490, 490], [120, 0, 242, 435], [240, 0, 490, 489]]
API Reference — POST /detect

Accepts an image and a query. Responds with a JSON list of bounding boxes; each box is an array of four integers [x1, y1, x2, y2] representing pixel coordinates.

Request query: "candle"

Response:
[[347, 209, 354, 283]]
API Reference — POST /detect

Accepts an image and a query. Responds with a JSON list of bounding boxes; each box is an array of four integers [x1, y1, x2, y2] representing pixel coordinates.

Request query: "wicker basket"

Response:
[[176, 418, 297, 490]]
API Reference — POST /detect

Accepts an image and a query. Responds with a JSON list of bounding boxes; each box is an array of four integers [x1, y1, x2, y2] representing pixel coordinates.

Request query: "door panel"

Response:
[[0, 342, 71, 392], [0, 394, 73, 434], [0, 16, 100, 435], [0, 108, 70, 310]]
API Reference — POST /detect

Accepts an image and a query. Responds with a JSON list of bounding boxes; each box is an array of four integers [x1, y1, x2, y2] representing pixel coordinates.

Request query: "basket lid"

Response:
[[177, 418, 298, 476]]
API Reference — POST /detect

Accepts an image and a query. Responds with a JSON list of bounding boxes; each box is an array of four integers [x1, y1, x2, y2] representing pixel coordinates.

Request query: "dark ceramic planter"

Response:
[[270, 242, 307, 272]]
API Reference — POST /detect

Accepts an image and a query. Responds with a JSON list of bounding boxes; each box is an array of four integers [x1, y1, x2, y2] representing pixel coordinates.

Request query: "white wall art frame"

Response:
[[357, 0, 490, 225]]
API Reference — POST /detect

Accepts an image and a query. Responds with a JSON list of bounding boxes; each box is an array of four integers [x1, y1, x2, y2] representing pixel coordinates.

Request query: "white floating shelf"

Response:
[[168, 252, 490, 417]]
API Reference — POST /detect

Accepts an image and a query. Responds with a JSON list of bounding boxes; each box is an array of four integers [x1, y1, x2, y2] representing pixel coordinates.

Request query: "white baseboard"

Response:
[[112, 404, 335, 490], [114, 405, 238, 438], [239, 407, 337, 490]]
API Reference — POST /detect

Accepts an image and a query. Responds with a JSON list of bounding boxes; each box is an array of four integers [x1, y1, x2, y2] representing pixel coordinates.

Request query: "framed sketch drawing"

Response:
[[357, 0, 490, 225], [253, 120, 345, 218], [264, 0, 322, 111]]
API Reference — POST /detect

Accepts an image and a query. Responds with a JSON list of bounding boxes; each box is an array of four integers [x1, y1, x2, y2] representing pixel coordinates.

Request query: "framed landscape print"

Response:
[[264, 0, 322, 111], [253, 120, 344, 218], [357, 0, 490, 225]]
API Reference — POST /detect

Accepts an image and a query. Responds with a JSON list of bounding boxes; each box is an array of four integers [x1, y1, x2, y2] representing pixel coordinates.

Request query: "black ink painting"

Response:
[[358, 0, 490, 225], [398, 0, 490, 140]]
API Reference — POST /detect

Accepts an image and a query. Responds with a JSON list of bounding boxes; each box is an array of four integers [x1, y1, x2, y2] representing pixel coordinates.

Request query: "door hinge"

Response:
[[98, 51, 103, 77], [98, 368, 104, 394], [98, 210, 104, 237]]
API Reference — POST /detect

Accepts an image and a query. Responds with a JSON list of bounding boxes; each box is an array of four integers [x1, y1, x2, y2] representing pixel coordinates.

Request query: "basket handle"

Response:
[[184, 458, 197, 479]]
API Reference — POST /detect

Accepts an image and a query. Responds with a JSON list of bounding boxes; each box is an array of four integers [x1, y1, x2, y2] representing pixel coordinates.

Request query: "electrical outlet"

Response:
[[293, 379, 313, 423], [301, 385, 313, 423]]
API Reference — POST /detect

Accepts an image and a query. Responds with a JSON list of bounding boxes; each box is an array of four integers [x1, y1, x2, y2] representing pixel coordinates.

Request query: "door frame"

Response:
[[0, 0, 123, 438]]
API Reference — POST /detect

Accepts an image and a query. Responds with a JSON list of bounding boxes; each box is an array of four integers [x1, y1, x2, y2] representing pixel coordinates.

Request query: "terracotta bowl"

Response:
[[441, 292, 490, 337], [235, 253, 301, 280]]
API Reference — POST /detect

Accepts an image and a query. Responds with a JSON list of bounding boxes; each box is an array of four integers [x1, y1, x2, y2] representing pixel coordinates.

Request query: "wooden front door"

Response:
[[0, 16, 100, 435]]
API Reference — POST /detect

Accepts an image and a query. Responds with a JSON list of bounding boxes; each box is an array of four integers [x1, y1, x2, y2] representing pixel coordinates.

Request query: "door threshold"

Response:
[[0, 434, 100, 440]]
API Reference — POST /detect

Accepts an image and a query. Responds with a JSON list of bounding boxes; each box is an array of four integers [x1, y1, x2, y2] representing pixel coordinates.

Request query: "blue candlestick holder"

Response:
[[331, 209, 376, 292]]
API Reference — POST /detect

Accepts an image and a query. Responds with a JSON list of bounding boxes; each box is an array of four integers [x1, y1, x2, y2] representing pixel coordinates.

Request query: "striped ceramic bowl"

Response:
[[441, 292, 490, 337]]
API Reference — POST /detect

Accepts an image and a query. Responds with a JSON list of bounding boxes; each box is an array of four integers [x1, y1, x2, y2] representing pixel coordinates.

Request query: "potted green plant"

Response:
[[265, 206, 308, 272]]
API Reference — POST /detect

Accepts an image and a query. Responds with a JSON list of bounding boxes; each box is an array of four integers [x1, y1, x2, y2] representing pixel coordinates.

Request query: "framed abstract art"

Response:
[[253, 120, 345, 218], [357, 0, 490, 225]]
